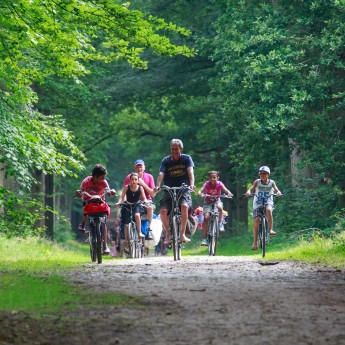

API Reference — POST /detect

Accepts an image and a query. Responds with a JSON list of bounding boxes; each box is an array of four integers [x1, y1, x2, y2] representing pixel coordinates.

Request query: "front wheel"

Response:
[[128, 222, 136, 259], [95, 218, 102, 264], [261, 218, 267, 258], [208, 216, 219, 256], [89, 223, 96, 263], [172, 215, 181, 261]]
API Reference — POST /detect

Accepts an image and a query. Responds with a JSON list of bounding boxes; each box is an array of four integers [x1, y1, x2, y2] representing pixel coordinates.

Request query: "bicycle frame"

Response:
[[87, 210, 108, 264], [75, 188, 116, 264], [201, 194, 232, 256], [118, 201, 145, 259], [250, 192, 278, 258], [160, 184, 193, 261]]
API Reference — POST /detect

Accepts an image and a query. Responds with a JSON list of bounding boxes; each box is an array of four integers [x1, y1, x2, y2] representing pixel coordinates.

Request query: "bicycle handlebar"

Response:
[[116, 200, 153, 208], [75, 188, 117, 200], [199, 193, 233, 199], [158, 184, 194, 193], [245, 192, 283, 198]]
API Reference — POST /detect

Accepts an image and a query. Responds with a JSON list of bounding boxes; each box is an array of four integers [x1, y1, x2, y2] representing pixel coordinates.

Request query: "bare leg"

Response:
[[147, 205, 153, 225], [134, 213, 143, 237], [124, 224, 129, 250], [180, 204, 190, 242], [252, 217, 260, 250], [202, 213, 210, 239], [160, 209, 170, 243], [266, 208, 276, 235]]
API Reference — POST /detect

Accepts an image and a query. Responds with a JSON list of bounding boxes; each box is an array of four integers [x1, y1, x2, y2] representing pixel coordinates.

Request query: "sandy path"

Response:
[[1, 256, 344, 345]]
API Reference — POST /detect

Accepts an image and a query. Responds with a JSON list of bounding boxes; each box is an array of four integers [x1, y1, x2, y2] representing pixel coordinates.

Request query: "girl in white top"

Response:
[[245, 166, 282, 250]]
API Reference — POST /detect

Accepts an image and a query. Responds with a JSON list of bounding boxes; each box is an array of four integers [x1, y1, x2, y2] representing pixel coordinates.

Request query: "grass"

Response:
[[0, 236, 140, 314], [183, 228, 345, 269]]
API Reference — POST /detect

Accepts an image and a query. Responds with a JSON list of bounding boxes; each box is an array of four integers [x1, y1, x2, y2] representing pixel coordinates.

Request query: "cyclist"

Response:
[[154, 138, 195, 244], [198, 171, 233, 246], [116, 172, 149, 253], [76, 164, 117, 255], [245, 166, 282, 250], [123, 159, 155, 241]]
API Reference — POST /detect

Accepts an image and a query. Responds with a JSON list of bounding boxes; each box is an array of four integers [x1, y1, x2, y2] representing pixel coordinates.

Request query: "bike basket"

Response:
[[83, 200, 110, 216]]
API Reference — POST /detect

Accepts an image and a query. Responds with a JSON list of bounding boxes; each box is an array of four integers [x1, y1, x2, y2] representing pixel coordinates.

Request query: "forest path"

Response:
[[1, 256, 345, 345]]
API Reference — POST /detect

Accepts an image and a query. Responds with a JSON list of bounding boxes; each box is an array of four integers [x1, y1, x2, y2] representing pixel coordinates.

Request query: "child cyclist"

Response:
[[198, 171, 233, 246], [245, 166, 282, 250], [116, 172, 149, 254], [76, 164, 117, 254]]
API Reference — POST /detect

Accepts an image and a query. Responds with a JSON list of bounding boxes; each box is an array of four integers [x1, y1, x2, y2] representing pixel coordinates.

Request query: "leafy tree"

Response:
[[0, 0, 195, 236], [210, 0, 345, 230]]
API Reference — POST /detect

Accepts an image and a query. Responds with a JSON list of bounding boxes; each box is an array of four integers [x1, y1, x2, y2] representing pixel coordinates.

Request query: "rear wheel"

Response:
[[95, 218, 102, 264]]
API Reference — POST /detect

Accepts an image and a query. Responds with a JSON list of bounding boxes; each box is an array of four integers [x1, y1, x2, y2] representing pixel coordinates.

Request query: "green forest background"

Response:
[[1, 0, 345, 241]]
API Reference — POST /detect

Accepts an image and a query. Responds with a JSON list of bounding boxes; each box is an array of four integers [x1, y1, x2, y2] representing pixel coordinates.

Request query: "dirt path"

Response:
[[1, 256, 345, 345]]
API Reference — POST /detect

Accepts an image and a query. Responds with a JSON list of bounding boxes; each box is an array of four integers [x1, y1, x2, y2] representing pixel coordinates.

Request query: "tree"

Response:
[[0, 0, 195, 236]]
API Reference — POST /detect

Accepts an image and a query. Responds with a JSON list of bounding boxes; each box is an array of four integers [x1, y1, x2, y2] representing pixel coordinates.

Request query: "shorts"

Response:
[[121, 205, 141, 224], [253, 205, 273, 219], [203, 200, 223, 214], [159, 192, 192, 212]]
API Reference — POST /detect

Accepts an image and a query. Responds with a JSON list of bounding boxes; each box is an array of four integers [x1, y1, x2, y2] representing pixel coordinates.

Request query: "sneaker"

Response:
[[78, 223, 86, 232], [103, 245, 110, 255], [219, 223, 225, 232], [201, 238, 209, 246], [145, 229, 154, 241], [138, 232, 145, 238]]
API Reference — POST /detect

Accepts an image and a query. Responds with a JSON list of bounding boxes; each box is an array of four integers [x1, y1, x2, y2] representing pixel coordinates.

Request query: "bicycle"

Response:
[[200, 194, 232, 256], [248, 192, 281, 258], [117, 201, 148, 259], [76, 188, 116, 264], [159, 184, 194, 261]]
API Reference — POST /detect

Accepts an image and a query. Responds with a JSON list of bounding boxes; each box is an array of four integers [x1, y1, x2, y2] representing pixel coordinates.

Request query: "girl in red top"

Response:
[[198, 171, 233, 246]]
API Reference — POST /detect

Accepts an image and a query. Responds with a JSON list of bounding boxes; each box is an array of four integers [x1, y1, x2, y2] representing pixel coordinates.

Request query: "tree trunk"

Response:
[[45, 174, 54, 240]]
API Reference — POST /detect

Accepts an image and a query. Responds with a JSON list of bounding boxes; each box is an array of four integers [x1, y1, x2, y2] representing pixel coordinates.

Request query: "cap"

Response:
[[258, 166, 270, 174], [135, 159, 145, 166]]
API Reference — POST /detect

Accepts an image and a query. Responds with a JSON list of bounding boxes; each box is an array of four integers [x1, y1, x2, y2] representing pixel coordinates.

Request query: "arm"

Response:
[[187, 166, 195, 190], [245, 180, 258, 197], [221, 185, 234, 197], [139, 174, 156, 198], [272, 182, 282, 196], [116, 186, 128, 205], [198, 185, 205, 197], [140, 186, 148, 204], [155, 171, 165, 190]]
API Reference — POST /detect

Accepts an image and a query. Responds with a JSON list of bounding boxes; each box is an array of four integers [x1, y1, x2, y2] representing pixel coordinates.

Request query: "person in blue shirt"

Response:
[[154, 139, 196, 244]]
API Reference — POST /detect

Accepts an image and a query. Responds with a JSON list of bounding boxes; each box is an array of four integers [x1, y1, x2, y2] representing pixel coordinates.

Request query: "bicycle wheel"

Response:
[[261, 217, 267, 258], [135, 234, 142, 258], [95, 218, 102, 264], [128, 222, 135, 258], [208, 216, 219, 256], [208, 219, 215, 256], [140, 237, 145, 258], [172, 215, 181, 261], [89, 222, 96, 262]]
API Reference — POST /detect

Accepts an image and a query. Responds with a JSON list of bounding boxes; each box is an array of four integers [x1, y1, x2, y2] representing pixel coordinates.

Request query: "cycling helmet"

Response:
[[259, 166, 270, 174]]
